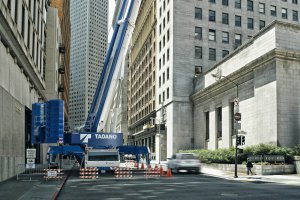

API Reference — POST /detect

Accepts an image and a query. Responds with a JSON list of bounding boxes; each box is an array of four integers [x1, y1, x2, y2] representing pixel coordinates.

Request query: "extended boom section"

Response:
[[84, 0, 141, 132]]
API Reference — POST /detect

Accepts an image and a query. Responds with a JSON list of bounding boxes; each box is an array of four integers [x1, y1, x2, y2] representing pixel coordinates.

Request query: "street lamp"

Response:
[[211, 73, 239, 178]]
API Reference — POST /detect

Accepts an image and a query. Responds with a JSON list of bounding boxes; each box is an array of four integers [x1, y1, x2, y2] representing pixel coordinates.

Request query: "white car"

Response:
[[167, 153, 200, 173]]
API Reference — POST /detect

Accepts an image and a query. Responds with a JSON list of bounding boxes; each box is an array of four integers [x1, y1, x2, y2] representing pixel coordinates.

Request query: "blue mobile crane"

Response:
[[31, 0, 149, 170]]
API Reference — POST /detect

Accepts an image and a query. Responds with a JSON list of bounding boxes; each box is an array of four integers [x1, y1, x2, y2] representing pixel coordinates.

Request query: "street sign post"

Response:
[[26, 149, 36, 159]]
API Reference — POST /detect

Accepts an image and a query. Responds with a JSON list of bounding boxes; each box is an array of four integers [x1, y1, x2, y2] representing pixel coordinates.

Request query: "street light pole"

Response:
[[212, 74, 239, 178]]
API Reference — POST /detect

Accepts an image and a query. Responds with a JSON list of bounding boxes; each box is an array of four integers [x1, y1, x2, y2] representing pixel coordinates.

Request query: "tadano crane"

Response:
[[31, 0, 149, 170]]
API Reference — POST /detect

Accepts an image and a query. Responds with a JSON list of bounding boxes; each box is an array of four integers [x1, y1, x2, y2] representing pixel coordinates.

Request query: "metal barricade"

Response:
[[16, 164, 49, 181]]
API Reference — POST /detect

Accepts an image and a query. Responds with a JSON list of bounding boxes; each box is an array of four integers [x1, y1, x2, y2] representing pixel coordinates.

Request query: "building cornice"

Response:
[[191, 49, 300, 103]]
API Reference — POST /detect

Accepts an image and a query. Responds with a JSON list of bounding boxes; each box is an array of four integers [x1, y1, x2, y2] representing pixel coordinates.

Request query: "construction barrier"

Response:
[[114, 167, 133, 178], [144, 168, 160, 178], [43, 169, 64, 180], [114, 167, 161, 179], [79, 167, 99, 179]]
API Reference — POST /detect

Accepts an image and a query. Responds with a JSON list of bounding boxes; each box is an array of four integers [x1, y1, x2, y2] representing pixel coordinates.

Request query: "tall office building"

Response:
[[69, 0, 108, 129], [50, 0, 71, 128], [128, 0, 300, 161], [0, 0, 47, 181], [127, 0, 157, 154]]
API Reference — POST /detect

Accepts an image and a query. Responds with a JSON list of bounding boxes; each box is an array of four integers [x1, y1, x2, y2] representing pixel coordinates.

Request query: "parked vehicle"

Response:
[[167, 153, 200, 173]]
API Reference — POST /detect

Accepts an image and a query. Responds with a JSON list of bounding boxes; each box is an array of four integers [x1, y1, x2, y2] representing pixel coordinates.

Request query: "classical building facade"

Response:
[[0, 0, 47, 181], [127, 0, 157, 158], [192, 21, 300, 149], [69, 0, 108, 129], [128, 0, 300, 160]]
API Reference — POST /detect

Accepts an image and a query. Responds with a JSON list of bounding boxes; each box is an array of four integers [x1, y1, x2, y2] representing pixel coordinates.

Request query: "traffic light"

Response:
[[236, 136, 241, 146], [241, 136, 245, 145]]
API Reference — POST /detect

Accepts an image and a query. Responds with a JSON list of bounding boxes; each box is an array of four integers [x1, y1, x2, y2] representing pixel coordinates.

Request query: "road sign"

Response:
[[26, 164, 36, 169], [234, 98, 239, 107], [234, 122, 241, 130], [47, 170, 58, 177], [27, 158, 35, 164], [234, 113, 241, 121], [26, 149, 36, 159]]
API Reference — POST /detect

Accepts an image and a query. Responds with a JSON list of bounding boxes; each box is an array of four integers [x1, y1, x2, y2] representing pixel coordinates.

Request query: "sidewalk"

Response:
[[0, 159, 74, 200], [201, 166, 300, 186]]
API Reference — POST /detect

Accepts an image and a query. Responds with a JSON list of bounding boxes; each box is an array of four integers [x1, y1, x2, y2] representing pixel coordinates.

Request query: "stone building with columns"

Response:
[[192, 21, 300, 149]]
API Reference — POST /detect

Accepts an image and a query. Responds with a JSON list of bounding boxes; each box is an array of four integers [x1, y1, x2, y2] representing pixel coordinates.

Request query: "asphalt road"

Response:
[[57, 170, 300, 200]]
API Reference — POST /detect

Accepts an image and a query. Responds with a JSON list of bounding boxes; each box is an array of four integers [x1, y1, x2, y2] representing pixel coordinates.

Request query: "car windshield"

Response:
[[181, 154, 195, 159]]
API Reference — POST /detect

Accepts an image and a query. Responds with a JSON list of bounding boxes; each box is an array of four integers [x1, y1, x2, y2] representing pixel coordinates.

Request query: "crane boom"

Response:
[[84, 0, 141, 132]]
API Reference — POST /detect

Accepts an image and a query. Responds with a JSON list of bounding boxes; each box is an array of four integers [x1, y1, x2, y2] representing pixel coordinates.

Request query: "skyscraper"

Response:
[[69, 0, 108, 129]]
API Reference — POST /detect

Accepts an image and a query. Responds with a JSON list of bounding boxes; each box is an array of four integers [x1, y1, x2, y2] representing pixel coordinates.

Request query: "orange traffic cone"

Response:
[[134, 162, 138, 168], [166, 168, 172, 177], [159, 166, 164, 176], [141, 163, 145, 169]]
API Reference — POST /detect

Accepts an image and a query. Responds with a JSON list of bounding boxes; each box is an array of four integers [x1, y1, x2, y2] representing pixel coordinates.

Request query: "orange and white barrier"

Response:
[[79, 167, 99, 179]]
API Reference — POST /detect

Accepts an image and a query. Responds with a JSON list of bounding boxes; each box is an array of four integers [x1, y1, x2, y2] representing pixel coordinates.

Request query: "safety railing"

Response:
[[16, 164, 49, 181]]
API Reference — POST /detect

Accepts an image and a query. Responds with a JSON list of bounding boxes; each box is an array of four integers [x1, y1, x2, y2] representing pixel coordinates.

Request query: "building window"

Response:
[[167, 68, 169, 80], [222, 13, 229, 25], [209, 0, 216, 3], [258, 20, 265, 30], [216, 107, 222, 138], [163, 72, 165, 84], [195, 7, 202, 19], [247, 0, 253, 11], [14, 0, 18, 23], [159, 76, 161, 87], [209, 10, 216, 22], [163, 36, 165, 47], [159, 41, 161, 52], [27, 20, 30, 48], [167, 48, 170, 61], [195, 46, 202, 59], [293, 10, 299, 21], [222, 31, 229, 43], [247, 18, 253, 29], [235, 0, 241, 9], [21, 5, 25, 38], [195, 27, 202, 40], [159, 94, 161, 104], [167, 11, 170, 22], [235, 34, 242, 46], [159, 7, 162, 17], [271, 5, 277, 16], [159, 24, 162, 35], [205, 112, 210, 140], [167, 88, 169, 99], [222, 50, 229, 58], [163, 54, 165, 65], [259, 3, 265, 14], [282, 8, 287, 19], [159, 58, 161, 69], [209, 29, 216, 41], [195, 66, 202, 76], [209, 48, 216, 61], [7, 0, 11, 11], [292, 0, 298, 4], [222, 0, 229, 6], [167, 29, 170, 41], [235, 15, 241, 27]]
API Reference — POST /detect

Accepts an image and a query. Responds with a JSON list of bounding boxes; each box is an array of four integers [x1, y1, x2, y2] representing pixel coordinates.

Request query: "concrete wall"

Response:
[[201, 163, 295, 175], [0, 87, 26, 182], [276, 59, 300, 146]]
